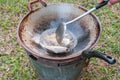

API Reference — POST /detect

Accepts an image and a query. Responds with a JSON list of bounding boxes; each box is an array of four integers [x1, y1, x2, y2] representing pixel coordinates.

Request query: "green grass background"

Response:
[[0, 0, 120, 80]]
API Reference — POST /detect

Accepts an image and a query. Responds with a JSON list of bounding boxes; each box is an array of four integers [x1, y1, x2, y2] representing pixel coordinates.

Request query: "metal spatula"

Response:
[[56, 0, 109, 44]]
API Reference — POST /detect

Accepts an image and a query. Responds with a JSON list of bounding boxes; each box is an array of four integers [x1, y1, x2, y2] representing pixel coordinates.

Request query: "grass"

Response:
[[0, 0, 120, 80]]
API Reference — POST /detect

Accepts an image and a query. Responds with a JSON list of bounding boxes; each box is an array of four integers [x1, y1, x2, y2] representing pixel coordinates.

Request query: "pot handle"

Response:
[[82, 50, 116, 64], [28, 0, 47, 11]]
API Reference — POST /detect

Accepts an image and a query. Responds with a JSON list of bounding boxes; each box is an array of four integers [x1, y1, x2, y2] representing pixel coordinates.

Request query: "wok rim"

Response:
[[17, 3, 102, 62]]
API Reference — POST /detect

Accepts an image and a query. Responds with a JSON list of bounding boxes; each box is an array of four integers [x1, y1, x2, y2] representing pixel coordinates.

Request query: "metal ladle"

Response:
[[56, 0, 109, 44]]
